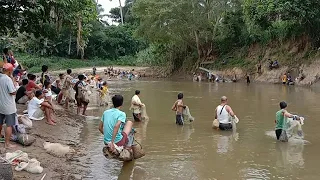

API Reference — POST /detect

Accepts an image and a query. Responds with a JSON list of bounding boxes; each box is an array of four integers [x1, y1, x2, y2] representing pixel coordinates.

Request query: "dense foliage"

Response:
[[1, 0, 320, 71]]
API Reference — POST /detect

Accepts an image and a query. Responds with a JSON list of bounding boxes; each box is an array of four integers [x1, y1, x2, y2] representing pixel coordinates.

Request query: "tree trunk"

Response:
[[119, 0, 124, 25], [194, 30, 201, 60], [77, 17, 82, 58], [68, 33, 72, 56]]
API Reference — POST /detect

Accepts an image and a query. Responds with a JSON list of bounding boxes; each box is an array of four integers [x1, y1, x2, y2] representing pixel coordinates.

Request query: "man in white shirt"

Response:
[[130, 90, 143, 121], [215, 96, 236, 130], [0, 63, 17, 148], [28, 90, 56, 125]]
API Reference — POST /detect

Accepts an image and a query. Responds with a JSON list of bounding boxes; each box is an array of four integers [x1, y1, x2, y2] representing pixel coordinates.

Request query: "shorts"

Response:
[[275, 129, 288, 141], [51, 86, 61, 94], [76, 98, 89, 107], [33, 109, 44, 119], [0, 113, 17, 126], [133, 113, 141, 121], [17, 95, 29, 104], [116, 132, 129, 146], [176, 114, 184, 125], [219, 123, 232, 131]]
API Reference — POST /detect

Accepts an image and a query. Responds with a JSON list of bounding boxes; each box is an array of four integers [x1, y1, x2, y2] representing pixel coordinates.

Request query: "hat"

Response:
[[3, 63, 14, 71]]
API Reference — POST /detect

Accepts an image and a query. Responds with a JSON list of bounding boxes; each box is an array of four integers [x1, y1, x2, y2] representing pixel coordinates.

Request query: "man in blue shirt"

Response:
[[99, 95, 133, 151]]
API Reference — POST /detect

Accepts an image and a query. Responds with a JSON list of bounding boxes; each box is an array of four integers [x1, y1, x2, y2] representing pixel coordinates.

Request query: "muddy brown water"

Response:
[[80, 80, 320, 180]]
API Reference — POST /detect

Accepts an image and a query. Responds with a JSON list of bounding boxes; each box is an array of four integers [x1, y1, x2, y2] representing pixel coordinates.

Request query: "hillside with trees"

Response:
[[1, 0, 320, 75]]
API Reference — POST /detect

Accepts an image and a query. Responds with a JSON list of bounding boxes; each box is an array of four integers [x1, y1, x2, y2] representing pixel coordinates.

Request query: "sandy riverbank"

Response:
[[1, 103, 91, 180]]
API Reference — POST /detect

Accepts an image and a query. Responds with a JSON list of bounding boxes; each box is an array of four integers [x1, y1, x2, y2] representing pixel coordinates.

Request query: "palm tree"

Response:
[[109, 0, 124, 25]]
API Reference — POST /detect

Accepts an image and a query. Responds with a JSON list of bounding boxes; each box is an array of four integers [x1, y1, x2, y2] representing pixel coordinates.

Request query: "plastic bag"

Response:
[[16, 134, 36, 146], [19, 115, 32, 128]]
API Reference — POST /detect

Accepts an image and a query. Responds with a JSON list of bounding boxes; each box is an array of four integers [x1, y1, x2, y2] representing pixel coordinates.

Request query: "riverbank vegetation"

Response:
[[1, 0, 320, 73]]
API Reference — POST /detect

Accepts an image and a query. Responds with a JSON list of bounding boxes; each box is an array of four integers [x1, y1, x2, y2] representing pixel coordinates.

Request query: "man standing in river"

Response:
[[130, 90, 144, 121], [215, 96, 236, 130], [172, 93, 186, 125]]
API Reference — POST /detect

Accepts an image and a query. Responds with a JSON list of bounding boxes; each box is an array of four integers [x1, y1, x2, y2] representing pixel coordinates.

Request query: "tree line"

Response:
[[1, 0, 320, 69]]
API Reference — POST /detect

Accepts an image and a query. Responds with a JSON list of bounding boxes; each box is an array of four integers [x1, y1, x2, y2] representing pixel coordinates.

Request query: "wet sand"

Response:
[[4, 104, 90, 180]]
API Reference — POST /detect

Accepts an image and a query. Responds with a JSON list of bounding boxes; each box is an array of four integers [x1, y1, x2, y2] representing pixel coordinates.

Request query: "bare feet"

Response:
[[5, 143, 16, 149], [51, 119, 57, 123], [46, 121, 56, 126]]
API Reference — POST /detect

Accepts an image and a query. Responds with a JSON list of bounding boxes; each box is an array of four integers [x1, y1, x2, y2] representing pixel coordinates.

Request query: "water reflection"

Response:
[[176, 124, 195, 142], [213, 131, 239, 154], [275, 142, 305, 169], [79, 80, 320, 179]]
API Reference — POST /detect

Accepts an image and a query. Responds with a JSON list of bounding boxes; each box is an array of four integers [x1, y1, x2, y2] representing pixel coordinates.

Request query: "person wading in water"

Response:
[[215, 96, 236, 130], [171, 93, 186, 125], [275, 101, 302, 142]]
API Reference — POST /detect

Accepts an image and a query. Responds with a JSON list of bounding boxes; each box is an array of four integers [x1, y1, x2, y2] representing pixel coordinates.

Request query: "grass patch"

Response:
[[16, 53, 137, 73]]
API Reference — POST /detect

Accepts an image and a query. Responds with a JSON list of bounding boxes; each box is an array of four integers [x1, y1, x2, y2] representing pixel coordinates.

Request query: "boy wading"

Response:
[[275, 101, 301, 142], [172, 93, 186, 125]]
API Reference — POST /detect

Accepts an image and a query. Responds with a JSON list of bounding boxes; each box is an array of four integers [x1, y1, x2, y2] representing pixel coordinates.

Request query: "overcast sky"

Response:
[[98, 0, 126, 24]]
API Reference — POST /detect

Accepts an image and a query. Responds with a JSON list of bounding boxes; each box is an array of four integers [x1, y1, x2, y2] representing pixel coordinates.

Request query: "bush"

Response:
[[17, 53, 138, 73]]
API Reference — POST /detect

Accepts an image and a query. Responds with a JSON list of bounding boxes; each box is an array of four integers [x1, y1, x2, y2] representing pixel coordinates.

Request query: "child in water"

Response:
[[275, 101, 302, 142], [171, 93, 186, 125], [98, 81, 109, 106]]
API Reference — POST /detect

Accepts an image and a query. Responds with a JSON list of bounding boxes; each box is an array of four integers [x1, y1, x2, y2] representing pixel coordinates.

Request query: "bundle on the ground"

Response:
[[43, 142, 75, 157], [183, 106, 194, 122], [5, 150, 43, 174]]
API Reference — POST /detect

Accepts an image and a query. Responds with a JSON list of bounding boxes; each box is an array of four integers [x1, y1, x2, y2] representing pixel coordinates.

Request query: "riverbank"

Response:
[[194, 60, 320, 86], [3, 104, 90, 180]]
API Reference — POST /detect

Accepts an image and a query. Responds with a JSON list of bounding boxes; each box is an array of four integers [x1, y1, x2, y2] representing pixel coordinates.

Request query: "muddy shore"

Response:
[[2, 104, 90, 180], [2, 66, 153, 180]]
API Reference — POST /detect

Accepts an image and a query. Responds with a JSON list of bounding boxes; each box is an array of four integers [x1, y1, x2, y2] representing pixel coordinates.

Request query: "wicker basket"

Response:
[[0, 158, 13, 180], [132, 141, 145, 159]]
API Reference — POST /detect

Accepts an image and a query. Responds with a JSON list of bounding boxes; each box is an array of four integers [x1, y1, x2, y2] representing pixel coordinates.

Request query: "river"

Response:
[[80, 80, 320, 180]]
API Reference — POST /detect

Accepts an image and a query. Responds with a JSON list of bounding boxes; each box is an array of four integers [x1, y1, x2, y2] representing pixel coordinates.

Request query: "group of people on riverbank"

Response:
[[0, 48, 115, 148]]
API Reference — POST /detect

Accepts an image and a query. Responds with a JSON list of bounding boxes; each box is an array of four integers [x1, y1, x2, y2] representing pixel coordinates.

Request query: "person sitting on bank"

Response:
[[27, 90, 56, 125], [26, 74, 41, 92], [99, 95, 134, 152], [275, 101, 302, 142], [215, 96, 236, 130], [16, 79, 32, 104], [171, 93, 186, 125], [130, 90, 144, 121], [273, 60, 279, 68]]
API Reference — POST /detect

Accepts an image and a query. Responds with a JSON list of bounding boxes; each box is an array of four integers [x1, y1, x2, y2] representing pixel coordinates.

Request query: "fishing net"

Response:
[[141, 104, 149, 120], [182, 106, 195, 123], [286, 117, 304, 139], [279, 116, 304, 142], [230, 115, 239, 133]]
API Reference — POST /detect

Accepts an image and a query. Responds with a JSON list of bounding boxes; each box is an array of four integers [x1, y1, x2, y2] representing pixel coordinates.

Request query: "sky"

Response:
[[98, 0, 126, 24]]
